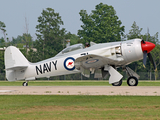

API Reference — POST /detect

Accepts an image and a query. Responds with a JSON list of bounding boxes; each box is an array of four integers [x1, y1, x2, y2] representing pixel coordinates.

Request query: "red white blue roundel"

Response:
[[86, 59, 99, 64], [64, 57, 75, 71]]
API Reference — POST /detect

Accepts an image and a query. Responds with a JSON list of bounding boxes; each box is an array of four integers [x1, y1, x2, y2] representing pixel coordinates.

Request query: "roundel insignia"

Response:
[[86, 59, 99, 64], [64, 57, 75, 71]]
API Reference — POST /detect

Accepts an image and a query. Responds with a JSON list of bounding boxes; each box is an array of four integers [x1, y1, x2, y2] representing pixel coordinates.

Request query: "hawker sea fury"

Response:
[[4, 38, 156, 86]]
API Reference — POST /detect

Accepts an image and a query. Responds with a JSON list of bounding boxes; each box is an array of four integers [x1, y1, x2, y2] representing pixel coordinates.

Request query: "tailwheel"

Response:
[[112, 79, 122, 86], [22, 82, 28, 86], [127, 76, 138, 86]]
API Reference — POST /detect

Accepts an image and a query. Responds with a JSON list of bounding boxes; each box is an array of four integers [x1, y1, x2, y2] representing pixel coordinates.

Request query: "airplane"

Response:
[[4, 38, 156, 86]]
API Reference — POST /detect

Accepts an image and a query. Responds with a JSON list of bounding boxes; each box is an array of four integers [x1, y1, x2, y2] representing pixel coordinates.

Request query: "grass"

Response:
[[0, 80, 160, 86], [0, 95, 160, 119], [1, 80, 160, 119]]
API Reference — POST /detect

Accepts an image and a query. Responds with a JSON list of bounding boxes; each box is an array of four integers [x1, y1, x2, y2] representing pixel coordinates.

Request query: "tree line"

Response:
[[0, 3, 159, 80]]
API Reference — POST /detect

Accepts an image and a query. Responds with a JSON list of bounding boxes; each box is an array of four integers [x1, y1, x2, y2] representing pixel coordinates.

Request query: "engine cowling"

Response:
[[121, 39, 143, 64]]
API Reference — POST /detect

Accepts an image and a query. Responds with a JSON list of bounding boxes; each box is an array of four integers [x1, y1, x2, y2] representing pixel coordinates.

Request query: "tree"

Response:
[[0, 22, 7, 79], [35, 8, 66, 61], [10, 35, 24, 47], [0, 21, 5, 76], [0, 21, 8, 43], [0, 37, 5, 47], [70, 34, 81, 45], [127, 21, 143, 39], [78, 3, 124, 44], [0, 21, 6, 36], [148, 33, 160, 67]]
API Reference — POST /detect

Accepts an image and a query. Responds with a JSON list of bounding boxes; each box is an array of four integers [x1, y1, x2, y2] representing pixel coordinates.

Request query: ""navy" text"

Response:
[[35, 60, 57, 75]]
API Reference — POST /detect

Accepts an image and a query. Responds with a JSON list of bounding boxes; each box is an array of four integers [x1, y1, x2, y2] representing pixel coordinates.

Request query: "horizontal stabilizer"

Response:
[[6, 66, 28, 70]]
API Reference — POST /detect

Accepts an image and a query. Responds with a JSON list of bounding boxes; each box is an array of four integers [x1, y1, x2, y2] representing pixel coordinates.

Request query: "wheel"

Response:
[[127, 76, 138, 86], [22, 82, 28, 86], [112, 79, 122, 86]]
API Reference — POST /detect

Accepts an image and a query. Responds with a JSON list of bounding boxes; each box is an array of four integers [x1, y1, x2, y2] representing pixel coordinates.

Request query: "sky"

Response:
[[0, 0, 160, 40]]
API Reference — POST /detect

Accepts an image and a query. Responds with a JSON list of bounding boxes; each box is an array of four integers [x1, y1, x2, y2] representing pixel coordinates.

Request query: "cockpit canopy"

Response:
[[62, 43, 84, 54], [56, 43, 84, 56]]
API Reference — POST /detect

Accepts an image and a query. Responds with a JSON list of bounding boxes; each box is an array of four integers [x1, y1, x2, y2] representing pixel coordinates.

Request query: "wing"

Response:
[[75, 54, 118, 69], [75, 54, 123, 84]]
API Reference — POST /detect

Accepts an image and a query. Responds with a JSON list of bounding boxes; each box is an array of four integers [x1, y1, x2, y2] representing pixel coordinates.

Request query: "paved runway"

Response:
[[0, 86, 160, 95]]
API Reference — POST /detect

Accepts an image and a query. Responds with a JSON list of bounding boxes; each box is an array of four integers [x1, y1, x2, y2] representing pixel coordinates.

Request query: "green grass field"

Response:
[[0, 95, 160, 120], [1, 81, 160, 119], [0, 80, 160, 86]]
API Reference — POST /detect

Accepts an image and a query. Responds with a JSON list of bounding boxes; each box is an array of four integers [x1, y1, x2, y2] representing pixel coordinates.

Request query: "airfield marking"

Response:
[[0, 86, 160, 96], [0, 90, 15, 93]]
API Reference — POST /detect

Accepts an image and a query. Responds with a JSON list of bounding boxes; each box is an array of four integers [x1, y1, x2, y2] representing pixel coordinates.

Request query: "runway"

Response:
[[0, 86, 160, 95]]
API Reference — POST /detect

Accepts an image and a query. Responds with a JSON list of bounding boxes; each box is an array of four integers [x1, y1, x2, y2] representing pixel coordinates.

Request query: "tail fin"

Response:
[[5, 46, 30, 81]]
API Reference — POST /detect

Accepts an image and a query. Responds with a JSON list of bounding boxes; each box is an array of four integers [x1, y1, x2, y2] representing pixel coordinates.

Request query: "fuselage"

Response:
[[23, 38, 144, 80]]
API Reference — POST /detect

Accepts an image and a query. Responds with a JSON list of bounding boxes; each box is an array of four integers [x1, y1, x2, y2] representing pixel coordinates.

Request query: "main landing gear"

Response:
[[126, 67, 139, 86], [112, 67, 139, 86], [127, 76, 138, 86], [22, 81, 28, 86], [112, 79, 122, 86]]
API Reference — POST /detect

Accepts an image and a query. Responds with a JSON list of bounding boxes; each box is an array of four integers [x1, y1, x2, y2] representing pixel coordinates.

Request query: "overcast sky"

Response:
[[0, 0, 160, 40]]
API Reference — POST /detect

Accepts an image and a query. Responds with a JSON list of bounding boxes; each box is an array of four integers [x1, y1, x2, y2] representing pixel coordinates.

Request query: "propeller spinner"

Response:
[[141, 41, 156, 71]]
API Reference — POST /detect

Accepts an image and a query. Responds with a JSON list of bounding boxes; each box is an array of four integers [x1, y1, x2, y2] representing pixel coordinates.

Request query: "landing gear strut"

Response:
[[125, 67, 139, 86], [22, 81, 28, 86]]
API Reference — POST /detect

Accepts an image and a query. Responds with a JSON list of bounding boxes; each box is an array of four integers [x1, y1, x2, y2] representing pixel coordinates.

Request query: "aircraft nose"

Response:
[[141, 41, 155, 53]]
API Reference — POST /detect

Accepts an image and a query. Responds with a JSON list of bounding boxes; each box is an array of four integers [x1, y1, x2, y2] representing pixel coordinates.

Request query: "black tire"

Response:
[[112, 79, 122, 86], [127, 76, 138, 86], [22, 82, 28, 86]]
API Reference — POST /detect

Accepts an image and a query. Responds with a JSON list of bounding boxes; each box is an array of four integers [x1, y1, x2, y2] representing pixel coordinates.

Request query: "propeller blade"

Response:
[[147, 52, 157, 71], [143, 51, 147, 68]]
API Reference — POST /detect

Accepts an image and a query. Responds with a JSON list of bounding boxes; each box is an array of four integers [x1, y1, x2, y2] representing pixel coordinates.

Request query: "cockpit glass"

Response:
[[62, 44, 84, 54]]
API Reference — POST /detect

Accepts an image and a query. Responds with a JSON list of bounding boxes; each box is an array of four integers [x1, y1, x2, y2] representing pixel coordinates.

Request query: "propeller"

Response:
[[148, 52, 157, 71], [141, 40, 156, 71], [143, 50, 147, 68], [141, 27, 156, 71]]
